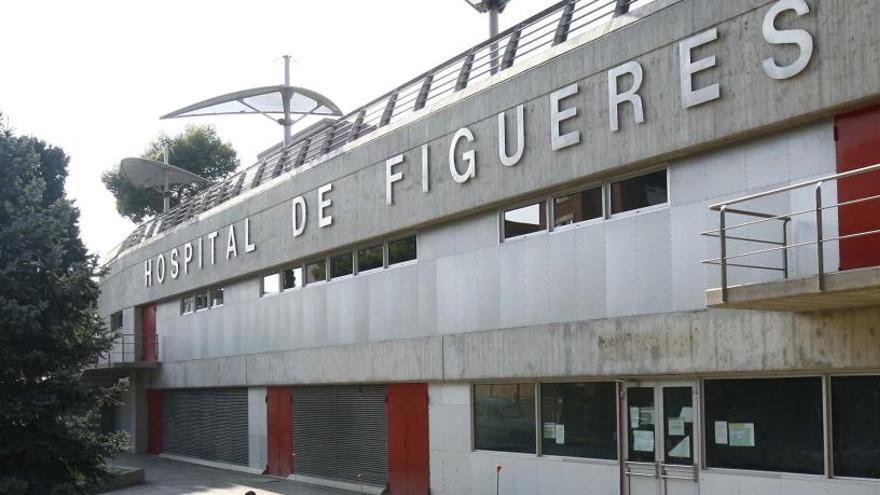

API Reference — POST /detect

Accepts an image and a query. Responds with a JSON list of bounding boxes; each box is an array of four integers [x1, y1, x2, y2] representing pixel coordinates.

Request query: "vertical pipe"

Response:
[[162, 146, 171, 213], [719, 206, 728, 302], [815, 182, 825, 291], [782, 219, 789, 279], [489, 7, 499, 74], [283, 55, 292, 148]]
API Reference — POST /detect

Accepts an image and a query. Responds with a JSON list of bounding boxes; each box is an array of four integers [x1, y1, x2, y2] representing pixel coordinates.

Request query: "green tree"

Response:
[[102, 125, 239, 223], [0, 121, 126, 494]]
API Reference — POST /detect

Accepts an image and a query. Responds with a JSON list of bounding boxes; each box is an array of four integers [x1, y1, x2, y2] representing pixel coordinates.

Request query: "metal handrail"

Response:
[[702, 163, 880, 302], [93, 333, 159, 366], [115, 0, 653, 254]]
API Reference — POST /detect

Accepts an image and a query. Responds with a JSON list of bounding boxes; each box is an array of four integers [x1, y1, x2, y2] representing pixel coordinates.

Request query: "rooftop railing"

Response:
[[114, 0, 656, 255], [701, 163, 880, 303]]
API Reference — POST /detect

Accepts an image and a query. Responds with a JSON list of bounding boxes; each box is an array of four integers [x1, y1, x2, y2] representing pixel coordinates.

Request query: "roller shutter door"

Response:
[[162, 388, 249, 466], [293, 385, 388, 486]]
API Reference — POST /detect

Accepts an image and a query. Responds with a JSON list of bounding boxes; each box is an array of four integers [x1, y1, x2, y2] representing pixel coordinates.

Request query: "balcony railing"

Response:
[[93, 333, 159, 368], [701, 163, 880, 310]]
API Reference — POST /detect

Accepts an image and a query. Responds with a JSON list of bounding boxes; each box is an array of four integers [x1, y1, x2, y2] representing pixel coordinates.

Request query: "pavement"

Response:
[[108, 455, 352, 495]]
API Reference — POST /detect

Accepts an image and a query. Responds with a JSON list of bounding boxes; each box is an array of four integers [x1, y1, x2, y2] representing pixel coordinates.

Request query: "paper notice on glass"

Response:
[[555, 424, 565, 445], [639, 407, 655, 426], [714, 421, 729, 445], [668, 418, 685, 436], [728, 423, 756, 447], [679, 406, 694, 423], [630, 407, 640, 429], [633, 430, 655, 453], [668, 436, 691, 459], [543, 423, 556, 439]]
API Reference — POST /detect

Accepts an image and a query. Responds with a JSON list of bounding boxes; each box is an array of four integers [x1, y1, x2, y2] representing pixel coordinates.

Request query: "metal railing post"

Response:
[[719, 205, 728, 302], [782, 219, 790, 279], [815, 182, 825, 291]]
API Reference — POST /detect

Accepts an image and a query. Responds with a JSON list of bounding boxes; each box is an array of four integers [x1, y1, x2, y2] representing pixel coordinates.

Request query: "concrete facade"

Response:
[[96, 0, 880, 493]]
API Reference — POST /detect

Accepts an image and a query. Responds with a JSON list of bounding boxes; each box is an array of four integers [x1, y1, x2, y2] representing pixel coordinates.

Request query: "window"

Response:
[[282, 267, 303, 290], [388, 236, 417, 265], [110, 311, 123, 331], [180, 295, 194, 315], [194, 291, 209, 311], [210, 287, 224, 307], [832, 376, 880, 479], [474, 383, 536, 454], [262, 273, 281, 295], [540, 382, 617, 459], [610, 169, 667, 214], [503, 201, 547, 239], [553, 186, 603, 227], [330, 253, 353, 278], [357, 244, 384, 272], [305, 260, 327, 284], [704, 377, 823, 475]]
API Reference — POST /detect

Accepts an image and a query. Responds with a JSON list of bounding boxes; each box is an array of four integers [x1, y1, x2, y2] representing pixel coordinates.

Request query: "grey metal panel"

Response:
[[604, 217, 637, 317], [454, 250, 479, 333], [574, 222, 607, 321], [292, 385, 388, 486], [474, 246, 501, 333], [548, 229, 578, 322], [522, 235, 551, 326], [162, 388, 249, 466], [635, 209, 672, 315], [670, 201, 711, 311], [435, 255, 458, 334], [498, 240, 525, 330]]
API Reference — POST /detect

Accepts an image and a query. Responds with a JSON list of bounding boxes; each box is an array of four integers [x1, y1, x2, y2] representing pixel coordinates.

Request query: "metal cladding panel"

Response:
[[292, 385, 388, 487], [162, 388, 249, 466]]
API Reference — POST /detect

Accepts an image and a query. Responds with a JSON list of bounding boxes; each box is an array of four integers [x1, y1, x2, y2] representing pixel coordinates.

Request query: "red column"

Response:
[[140, 305, 157, 362], [148, 390, 162, 455], [835, 104, 880, 270], [266, 387, 293, 476], [387, 383, 430, 495]]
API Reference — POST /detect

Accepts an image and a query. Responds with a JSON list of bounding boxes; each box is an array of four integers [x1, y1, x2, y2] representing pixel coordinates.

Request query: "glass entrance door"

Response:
[[623, 382, 699, 495]]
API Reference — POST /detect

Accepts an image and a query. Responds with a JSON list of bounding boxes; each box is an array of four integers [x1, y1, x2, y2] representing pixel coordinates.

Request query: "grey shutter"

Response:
[[162, 388, 249, 466], [293, 385, 388, 486]]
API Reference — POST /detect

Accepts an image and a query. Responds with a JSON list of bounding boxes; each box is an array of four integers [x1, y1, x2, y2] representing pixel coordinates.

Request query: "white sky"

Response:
[[0, 0, 558, 259]]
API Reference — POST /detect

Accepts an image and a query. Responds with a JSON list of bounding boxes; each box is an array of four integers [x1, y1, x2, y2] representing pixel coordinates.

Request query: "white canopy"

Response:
[[119, 157, 209, 190]]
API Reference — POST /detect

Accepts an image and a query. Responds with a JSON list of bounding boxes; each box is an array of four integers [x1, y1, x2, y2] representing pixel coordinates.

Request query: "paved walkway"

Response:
[[108, 455, 351, 495]]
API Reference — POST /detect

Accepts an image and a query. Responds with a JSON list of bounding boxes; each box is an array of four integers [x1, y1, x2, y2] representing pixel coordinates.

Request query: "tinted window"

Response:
[[388, 236, 417, 265], [832, 376, 880, 479], [704, 377, 823, 474], [305, 260, 327, 284], [357, 244, 384, 272], [474, 383, 536, 454], [180, 296, 194, 314], [504, 201, 547, 239], [210, 287, 224, 307], [110, 311, 123, 331], [282, 267, 303, 290], [194, 291, 209, 310], [330, 253, 353, 278], [262, 273, 280, 295], [541, 382, 617, 459], [610, 169, 667, 214], [553, 187, 602, 227]]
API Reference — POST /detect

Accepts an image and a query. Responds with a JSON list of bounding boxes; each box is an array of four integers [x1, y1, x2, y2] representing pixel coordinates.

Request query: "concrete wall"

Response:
[[150, 121, 837, 368], [99, 0, 880, 315]]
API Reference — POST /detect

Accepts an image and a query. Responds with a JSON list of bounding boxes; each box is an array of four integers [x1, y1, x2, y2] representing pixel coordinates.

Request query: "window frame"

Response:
[[606, 166, 670, 221], [304, 258, 329, 286], [260, 272, 282, 296], [826, 371, 880, 483], [328, 250, 355, 280], [194, 290, 210, 312], [355, 242, 385, 275], [281, 265, 305, 292], [698, 374, 829, 479], [386, 234, 419, 268], [180, 294, 195, 315], [549, 182, 606, 234], [210, 287, 224, 308], [499, 198, 549, 242], [110, 311, 124, 331]]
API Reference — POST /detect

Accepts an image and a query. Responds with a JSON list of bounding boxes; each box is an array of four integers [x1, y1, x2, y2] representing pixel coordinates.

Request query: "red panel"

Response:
[[148, 390, 162, 455], [836, 104, 880, 270], [266, 387, 293, 477], [387, 383, 429, 495], [140, 305, 157, 362]]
